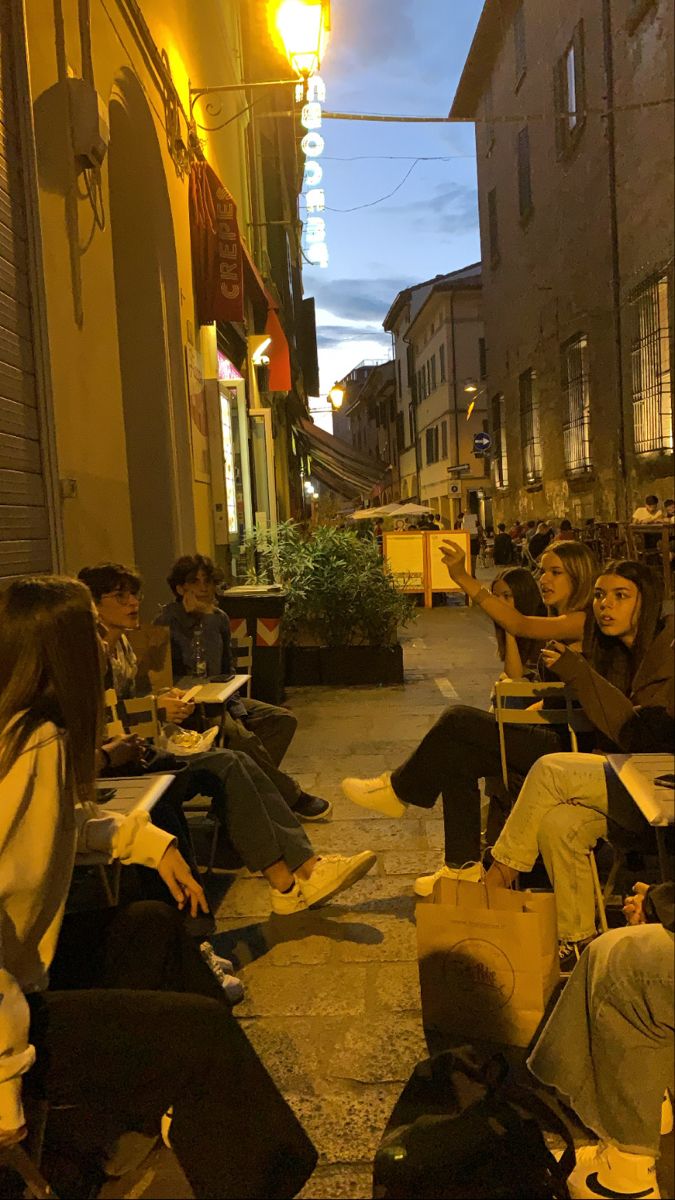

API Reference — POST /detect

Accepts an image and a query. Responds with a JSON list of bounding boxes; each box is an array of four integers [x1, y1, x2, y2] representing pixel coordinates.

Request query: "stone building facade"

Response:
[[384, 265, 488, 526], [451, 0, 674, 524]]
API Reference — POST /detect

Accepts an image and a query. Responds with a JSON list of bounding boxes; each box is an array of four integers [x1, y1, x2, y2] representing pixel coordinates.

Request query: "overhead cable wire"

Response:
[[268, 97, 673, 123], [300, 159, 423, 213]]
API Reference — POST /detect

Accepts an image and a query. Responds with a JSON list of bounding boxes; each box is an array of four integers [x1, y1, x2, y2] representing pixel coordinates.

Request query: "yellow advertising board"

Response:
[[428, 531, 471, 595], [382, 532, 426, 592], [383, 530, 472, 607]]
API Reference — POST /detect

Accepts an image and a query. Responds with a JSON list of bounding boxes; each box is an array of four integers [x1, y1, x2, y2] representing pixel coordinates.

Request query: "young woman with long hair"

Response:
[[441, 538, 597, 651], [490, 565, 547, 681], [339, 548, 667, 901], [485, 561, 673, 966], [0, 578, 316, 1198]]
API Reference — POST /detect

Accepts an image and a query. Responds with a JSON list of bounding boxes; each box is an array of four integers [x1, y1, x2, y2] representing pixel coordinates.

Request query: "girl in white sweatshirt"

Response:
[[0, 577, 316, 1197]]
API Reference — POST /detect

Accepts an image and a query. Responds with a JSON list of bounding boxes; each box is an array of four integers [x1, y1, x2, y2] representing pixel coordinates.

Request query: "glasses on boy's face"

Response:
[[102, 589, 142, 605]]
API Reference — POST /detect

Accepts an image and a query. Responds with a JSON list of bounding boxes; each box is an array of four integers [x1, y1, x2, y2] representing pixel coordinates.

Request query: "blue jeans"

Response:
[[528, 924, 674, 1155]]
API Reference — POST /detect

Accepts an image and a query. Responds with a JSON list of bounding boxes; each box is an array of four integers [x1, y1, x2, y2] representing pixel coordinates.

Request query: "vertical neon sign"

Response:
[[298, 75, 328, 267]]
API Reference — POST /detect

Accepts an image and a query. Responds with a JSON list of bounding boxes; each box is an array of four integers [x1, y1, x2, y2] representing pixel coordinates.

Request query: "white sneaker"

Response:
[[414, 862, 483, 898], [567, 1143, 660, 1199], [661, 1090, 673, 1137], [299, 852, 377, 908], [270, 879, 308, 916], [341, 773, 406, 818]]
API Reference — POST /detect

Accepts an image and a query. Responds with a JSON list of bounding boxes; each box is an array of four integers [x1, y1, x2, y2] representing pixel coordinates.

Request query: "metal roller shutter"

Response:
[[0, 3, 52, 581]]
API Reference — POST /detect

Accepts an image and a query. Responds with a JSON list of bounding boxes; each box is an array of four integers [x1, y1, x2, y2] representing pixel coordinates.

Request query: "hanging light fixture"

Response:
[[272, 0, 331, 78], [328, 384, 345, 409]]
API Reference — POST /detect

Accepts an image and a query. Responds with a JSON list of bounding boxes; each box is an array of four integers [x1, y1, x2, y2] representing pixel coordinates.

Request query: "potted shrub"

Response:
[[248, 522, 417, 685]]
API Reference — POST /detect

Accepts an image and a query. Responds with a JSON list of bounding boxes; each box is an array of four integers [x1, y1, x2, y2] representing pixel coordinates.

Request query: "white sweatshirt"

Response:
[[0, 721, 175, 1131]]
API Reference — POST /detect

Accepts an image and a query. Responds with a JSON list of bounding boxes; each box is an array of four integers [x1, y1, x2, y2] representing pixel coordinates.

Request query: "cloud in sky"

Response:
[[379, 181, 479, 236], [311, 276, 409, 323], [328, 0, 419, 72], [316, 323, 391, 350]]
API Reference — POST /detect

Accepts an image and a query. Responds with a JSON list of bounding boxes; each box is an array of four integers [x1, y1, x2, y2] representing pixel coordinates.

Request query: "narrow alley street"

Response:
[[211, 601, 498, 1200], [101, 597, 503, 1200]]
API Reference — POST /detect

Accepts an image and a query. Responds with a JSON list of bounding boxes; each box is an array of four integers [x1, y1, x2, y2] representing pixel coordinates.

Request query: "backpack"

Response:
[[373, 1049, 574, 1199]]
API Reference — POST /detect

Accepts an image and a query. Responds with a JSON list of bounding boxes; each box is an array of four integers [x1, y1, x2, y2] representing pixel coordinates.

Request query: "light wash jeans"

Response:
[[528, 924, 675, 1155], [493, 752, 610, 941]]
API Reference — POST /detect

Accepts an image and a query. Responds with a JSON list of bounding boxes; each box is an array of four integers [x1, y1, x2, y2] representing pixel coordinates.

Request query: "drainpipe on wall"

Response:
[[601, 0, 629, 520], [449, 291, 461, 472]]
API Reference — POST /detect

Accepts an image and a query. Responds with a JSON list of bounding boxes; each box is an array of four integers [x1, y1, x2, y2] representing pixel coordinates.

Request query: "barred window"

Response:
[[631, 274, 673, 453], [519, 368, 542, 483], [491, 393, 509, 489], [562, 334, 592, 472]]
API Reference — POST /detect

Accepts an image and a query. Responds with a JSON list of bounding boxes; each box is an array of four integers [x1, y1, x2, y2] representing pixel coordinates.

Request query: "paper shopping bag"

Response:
[[416, 880, 559, 1048]]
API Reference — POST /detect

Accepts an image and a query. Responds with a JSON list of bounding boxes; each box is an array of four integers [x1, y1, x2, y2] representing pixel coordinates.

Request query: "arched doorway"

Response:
[[108, 69, 194, 614]]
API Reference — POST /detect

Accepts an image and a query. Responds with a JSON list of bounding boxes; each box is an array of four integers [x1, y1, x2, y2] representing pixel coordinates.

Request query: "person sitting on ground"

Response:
[[0, 576, 318, 1199], [493, 523, 515, 565], [632, 494, 662, 523], [80, 564, 377, 918], [484, 560, 673, 969], [508, 519, 524, 541], [153, 554, 331, 821], [527, 881, 673, 1200], [341, 541, 598, 897]]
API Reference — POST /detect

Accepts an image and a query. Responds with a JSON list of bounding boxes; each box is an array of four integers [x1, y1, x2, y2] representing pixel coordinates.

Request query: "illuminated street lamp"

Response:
[[463, 379, 484, 421], [328, 384, 345, 409], [273, 0, 331, 78], [190, 0, 330, 119]]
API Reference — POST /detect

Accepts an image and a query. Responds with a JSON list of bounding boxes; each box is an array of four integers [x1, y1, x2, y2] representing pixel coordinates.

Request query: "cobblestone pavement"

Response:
[[208, 601, 499, 1200]]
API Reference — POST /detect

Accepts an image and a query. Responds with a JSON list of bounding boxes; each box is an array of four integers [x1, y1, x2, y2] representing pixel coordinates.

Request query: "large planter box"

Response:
[[285, 643, 404, 686]]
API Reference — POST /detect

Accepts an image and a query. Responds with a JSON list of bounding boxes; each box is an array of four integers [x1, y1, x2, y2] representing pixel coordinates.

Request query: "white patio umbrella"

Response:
[[387, 503, 433, 516]]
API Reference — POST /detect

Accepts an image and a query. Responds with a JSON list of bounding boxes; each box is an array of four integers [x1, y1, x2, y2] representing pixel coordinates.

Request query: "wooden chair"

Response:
[[491, 679, 611, 931]]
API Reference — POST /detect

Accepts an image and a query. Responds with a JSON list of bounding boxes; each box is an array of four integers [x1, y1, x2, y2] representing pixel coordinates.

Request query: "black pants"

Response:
[[391, 705, 565, 866], [26, 902, 317, 1198], [157, 749, 315, 874]]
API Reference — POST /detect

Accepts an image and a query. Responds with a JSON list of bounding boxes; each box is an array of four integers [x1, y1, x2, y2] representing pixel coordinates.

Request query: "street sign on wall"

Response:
[[473, 432, 492, 453]]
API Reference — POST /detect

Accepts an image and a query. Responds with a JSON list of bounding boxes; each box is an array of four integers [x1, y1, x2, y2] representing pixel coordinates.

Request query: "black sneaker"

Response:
[[293, 793, 333, 821], [559, 936, 595, 976]]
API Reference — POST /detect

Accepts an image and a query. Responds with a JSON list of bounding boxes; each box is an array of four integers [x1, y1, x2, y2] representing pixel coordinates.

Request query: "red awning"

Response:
[[265, 307, 292, 391], [241, 239, 292, 392]]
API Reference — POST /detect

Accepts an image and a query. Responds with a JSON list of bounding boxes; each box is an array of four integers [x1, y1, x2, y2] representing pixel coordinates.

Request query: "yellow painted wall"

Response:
[[23, 0, 257, 604]]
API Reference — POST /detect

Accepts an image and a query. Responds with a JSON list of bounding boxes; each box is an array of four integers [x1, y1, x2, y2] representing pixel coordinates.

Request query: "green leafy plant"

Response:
[[246, 522, 417, 647]]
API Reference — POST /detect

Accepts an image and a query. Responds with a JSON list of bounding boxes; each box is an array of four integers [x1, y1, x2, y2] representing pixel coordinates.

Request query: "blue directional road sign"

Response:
[[473, 432, 492, 453]]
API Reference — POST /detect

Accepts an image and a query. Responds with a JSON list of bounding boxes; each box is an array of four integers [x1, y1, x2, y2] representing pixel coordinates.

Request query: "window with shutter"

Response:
[[487, 188, 500, 267], [513, 4, 526, 85], [554, 21, 586, 157], [441, 420, 448, 460], [517, 126, 533, 219], [439, 343, 446, 382]]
